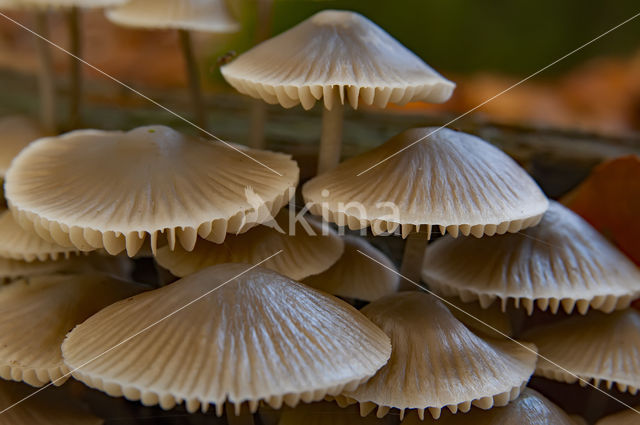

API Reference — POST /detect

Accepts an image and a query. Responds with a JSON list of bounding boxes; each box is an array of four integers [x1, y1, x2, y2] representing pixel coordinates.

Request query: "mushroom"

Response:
[[302, 235, 399, 302], [595, 406, 640, 425], [444, 297, 513, 338], [334, 292, 537, 420], [155, 209, 344, 280], [0, 210, 80, 262], [522, 309, 640, 394], [421, 201, 640, 315], [17, 0, 128, 129], [0, 380, 103, 424], [221, 10, 454, 174], [302, 127, 549, 281], [4, 125, 299, 256], [399, 388, 576, 425], [0, 273, 145, 387], [0, 115, 46, 179], [61, 264, 391, 415], [106, 0, 240, 128]]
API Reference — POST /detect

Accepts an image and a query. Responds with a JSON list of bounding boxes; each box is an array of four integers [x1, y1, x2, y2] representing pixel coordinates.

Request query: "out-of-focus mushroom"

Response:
[[334, 292, 537, 420], [106, 0, 240, 128], [155, 210, 343, 280], [0, 210, 80, 262], [422, 201, 640, 315], [221, 10, 454, 174], [0, 273, 145, 387], [62, 264, 391, 415], [399, 388, 576, 425], [5, 125, 299, 256], [0, 380, 103, 424], [595, 406, 640, 425], [303, 127, 548, 281], [522, 309, 640, 394], [302, 235, 399, 302]]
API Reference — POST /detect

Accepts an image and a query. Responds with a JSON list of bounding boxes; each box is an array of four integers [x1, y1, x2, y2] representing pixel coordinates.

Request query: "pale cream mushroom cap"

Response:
[[422, 201, 640, 315], [155, 210, 344, 280], [596, 407, 640, 425], [5, 125, 299, 256], [0, 273, 145, 387], [0, 380, 103, 425], [523, 309, 640, 395], [105, 0, 239, 33], [400, 388, 576, 425], [335, 292, 537, 420], [0, 210, 80, 262], [61, 264, 392, 415], [302, 235, 399, 302], [221, 10, 454, 111], [303, 127, 548, 238], [444, 297, 513, 338], [0, 115, 45, 177]]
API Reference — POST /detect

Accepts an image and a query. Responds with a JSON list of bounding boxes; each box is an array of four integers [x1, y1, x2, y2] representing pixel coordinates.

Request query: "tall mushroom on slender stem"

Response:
[[22, 0, 128, 129], [106, 0, 240, 130], [221, 10, 455, 174], [303, 127, 549, 282]]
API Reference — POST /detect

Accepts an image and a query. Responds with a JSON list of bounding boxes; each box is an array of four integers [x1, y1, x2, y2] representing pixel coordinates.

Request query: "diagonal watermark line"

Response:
[[0, 251, 283, 415], [356, 249, 640, 416], [356, 10, 640, 176], [0, 12, 283, 177]]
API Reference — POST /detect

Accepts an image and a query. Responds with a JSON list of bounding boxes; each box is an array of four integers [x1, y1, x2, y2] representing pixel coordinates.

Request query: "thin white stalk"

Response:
[[399, 231, 429, 289], [178, 29, 206, 130], [34, 9, 55, 133], [248, 98, 266, 149], [317, 101, 343, 174], [67, 6, 81, 128]]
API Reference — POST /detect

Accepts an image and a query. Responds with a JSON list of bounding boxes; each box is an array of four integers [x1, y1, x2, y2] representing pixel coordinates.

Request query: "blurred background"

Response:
[[0, 0, 639, 135]]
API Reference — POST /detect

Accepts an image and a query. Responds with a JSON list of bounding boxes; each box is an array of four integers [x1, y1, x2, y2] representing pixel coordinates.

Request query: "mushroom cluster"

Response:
[[0, 5, 637, 425]]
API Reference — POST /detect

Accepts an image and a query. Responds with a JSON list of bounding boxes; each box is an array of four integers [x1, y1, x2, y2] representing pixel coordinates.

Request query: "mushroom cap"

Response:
[[302, 235, 399, 302], [221, 10, 454, 111], [0, 210, 80, 262], [422, 201, 640, 315], [400, 388, 576, 425], [595, 407, 640, 425], [335, 292, 537, 420], [303, 127, 548, 238], [155, 210, 344, 280], [444, 297, 513, 338], [0, 115, 44, 177], [61, 264, 392, 414], [5, 125, 299, 256], [105, 0, 239, 33], [0, 380, 103, 425], [522, 309, 640, 395], [0, 273, 145, 387]]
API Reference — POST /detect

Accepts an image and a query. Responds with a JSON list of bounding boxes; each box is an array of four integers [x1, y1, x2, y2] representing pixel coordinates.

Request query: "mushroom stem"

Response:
[[67, 6, 82, 129], [34, 10, 56, 133], [248, 98, 266, 148], [399, 231, 429, 289], [178, 29, 206, 130], [225, 402, 254, 425], [317, 102, 344, 174]]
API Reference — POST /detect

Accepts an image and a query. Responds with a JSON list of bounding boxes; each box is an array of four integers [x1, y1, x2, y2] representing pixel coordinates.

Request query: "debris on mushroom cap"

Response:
[[399, 388, 576, 425], [302, 235, 399, 302], [106, 0, 240, 32], [335, 292, 537, 420], [422, 201, 640, 315], [303, 127, 548, 238], [0, 273, 146, 387], [0, 115, 45, 178], [4, 125, 299, 257], [272, 402, 395, 425], [443, 297, 513, 338], [221, 9, 455, 111], [61, 264, 392, 415], [595, 405, 640, 425], [0, 380, 103, 425], [0, 210, 81, 262], [155, 209, 344, 280], [522, 309, 640, 395]]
